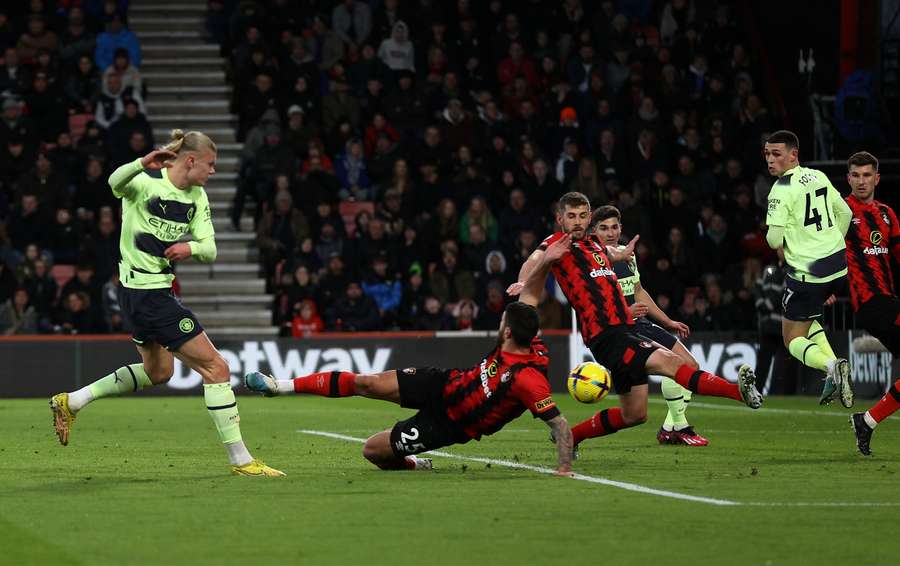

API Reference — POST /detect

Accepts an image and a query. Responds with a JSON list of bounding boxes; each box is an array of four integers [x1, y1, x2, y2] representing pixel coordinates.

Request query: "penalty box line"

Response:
[[298, 429, 738, 506], [298, 430, 900, 508]]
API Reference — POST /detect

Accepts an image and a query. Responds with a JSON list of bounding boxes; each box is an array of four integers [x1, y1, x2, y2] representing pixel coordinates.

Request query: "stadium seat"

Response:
[[339, 201, 375, 238]]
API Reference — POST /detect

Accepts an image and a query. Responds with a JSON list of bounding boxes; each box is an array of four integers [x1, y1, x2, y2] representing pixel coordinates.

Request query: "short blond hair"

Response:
[[162, 129, 217, 155]]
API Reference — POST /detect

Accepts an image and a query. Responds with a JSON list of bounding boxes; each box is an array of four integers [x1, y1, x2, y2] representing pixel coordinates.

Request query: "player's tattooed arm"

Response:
[[546, 415, 575, 476]]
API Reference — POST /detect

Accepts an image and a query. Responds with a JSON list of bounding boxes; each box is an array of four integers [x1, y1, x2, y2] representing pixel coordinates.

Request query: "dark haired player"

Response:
[[245, 244, 576, 475], [763, 129, 855, 407], [841, 151, 900, 455], [591, 205, 708, 446], [510, 192, 761, 454]]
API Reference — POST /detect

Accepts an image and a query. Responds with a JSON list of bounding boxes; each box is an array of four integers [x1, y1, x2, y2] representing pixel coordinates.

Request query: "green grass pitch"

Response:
[[2, 395, 899, 565]]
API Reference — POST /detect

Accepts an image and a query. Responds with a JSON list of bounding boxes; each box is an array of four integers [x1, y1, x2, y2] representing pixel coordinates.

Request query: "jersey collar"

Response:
[[780, 164, 800, 178], [161, 167, 195, 192]]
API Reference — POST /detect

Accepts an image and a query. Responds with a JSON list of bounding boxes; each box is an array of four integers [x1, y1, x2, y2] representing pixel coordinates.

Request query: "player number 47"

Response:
[[804, 187, 833, 232]]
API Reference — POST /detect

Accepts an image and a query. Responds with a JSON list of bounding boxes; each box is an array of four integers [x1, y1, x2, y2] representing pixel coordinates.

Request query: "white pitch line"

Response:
[[298, 429, 900, 508], [645, 398, 900, 421], [298, 429, 738, 506]]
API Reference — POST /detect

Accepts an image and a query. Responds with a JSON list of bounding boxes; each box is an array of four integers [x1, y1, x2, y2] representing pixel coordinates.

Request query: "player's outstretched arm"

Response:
[[513, 234, 571, 305], [633, 282, 690, 338], [546, 415, 574, 476]]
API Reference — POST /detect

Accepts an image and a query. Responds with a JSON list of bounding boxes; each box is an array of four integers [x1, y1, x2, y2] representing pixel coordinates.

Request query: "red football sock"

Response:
[[292, 371, 357, 397], [571, 408, 626, 445], [673, 364, 742, 402], [868, 380, 900, 423]]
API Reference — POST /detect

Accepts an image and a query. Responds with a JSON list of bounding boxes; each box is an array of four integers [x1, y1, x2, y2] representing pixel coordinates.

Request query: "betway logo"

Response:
[[863, 246, 888, 255], [850, 349, 893, 385], [589, 268, 616, 278], [168, 341, 391, 389]]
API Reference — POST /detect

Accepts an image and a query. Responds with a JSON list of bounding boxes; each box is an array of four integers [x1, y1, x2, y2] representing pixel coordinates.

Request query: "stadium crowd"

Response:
[[0, 1, 144, 335], [0, 0, 787, 338], [215, 0, 780, 337]]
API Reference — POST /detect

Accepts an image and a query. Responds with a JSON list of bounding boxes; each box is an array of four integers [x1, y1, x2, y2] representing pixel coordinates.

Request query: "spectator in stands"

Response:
[[448, 298, 477, 331], [238, 72, 280, 141], [108, 99, 153, 167], [429, 250, 476, 306], [0, 47, 28, 98], [24, 71, 67, 143], [57, 290, 102, 334], [48, 131, 81, 184], [327, 280, 381, 331], [335, 138, 370, 201], [332, 0, 372, 50], [474, 281, 505, 330], [283, 105, 317, 158], [0, 98, 37, 152], [73, 157, 113, 220], [362, 252, 402, 326], [291, 299, 324, 337], [322, 77, 361, 133], [314, 223, 345, 268], [16, 14, 58, 62], [46, 208, 81, 266], [415, 295, 450, 330], [95, 73, 144, 130], [0, 287, 37, 335], [102, 48, 142, 97], [87, 213, 119, 284], [94, 13, 140, 71], [377, 21, 414, 72], [59, 8, 95, 66], [7, 194, 44, 253], [22, 257, 55, 324], [64, 54, 101, 114], [458, 196, 497, 245], [257, 190, 309, 276], [308, 15, 345, 72], [15, 153, 66, 210], [398, 262, 427, 328]]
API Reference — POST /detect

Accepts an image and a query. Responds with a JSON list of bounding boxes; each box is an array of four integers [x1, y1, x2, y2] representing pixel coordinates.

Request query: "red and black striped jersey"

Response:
[[539, 231, 633, 343], [845, 196, 900, 311], [442, 338, 559, 440]]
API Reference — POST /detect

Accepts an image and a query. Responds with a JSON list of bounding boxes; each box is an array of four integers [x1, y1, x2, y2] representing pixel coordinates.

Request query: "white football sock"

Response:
[[276, 380, 295, 394], [67, 386, 94, 413], [225, 440, 253, 466], [864, 411, 879, 429]]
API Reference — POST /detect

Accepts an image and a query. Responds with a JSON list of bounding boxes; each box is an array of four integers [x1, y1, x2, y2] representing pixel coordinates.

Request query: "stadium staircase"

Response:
[[130, 0, 278, 337]]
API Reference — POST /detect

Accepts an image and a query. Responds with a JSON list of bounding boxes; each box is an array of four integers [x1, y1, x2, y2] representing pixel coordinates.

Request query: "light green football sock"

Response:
[[204, 383, 253, 465], [88, 363, 153, 398], [68, 363, 154, 412], [204, 383, 243, 444], [807, 321, 837, 360], [788, 337, 831, 372], [661, 377, 690, 430]]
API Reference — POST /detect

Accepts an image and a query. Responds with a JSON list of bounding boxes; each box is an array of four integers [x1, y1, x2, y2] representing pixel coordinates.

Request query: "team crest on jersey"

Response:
[[639, 340, 653, 349], [402, 367, 416, 375], [500, 370, 512, 383], [871, 231, 884, 246]]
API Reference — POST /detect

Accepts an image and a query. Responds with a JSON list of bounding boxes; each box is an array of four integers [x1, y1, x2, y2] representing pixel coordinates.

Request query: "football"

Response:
[[567, 361, 612, 403]]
